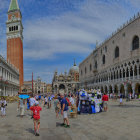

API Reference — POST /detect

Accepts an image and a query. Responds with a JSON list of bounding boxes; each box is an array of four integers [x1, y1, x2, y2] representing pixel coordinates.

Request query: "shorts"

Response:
[[63, 111, 68, 119], [33, 118, 40, 124], [120, 98, 123, 103], [103, 101, 108, 108], [55, 107, 60, 112]]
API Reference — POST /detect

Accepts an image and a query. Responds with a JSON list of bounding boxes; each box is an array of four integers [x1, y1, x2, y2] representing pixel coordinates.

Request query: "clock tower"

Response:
[[6, 0, 24, 88]]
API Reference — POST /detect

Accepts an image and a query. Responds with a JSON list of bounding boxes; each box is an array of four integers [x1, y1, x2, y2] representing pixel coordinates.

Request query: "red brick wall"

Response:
[[8, 11, 21, 20], [7, 37, 24, 87]]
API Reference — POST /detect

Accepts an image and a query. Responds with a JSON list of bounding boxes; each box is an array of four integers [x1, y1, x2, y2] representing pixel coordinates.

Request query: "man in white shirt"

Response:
[[30, 97, 36, 107], [70, 95, 75, 105]]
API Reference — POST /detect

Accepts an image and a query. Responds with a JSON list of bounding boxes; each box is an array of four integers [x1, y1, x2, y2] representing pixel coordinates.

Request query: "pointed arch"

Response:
[[132, 35, 139, 50], [115, 46, 119, 58]]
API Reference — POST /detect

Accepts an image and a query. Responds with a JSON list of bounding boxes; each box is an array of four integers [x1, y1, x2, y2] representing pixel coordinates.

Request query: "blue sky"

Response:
[[0, 0, 140, 83]]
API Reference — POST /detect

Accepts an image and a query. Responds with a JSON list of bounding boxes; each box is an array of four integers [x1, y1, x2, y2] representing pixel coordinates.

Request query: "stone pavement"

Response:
[[0, 100, 140, 140]]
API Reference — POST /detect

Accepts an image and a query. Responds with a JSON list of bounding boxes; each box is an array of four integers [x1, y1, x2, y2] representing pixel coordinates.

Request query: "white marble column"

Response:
[[137, 66, 139, 79], [133, 67, 135, 79]]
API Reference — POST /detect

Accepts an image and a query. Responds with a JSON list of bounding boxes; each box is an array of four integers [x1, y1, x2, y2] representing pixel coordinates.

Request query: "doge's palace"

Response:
[[79, 13, 140, 97]]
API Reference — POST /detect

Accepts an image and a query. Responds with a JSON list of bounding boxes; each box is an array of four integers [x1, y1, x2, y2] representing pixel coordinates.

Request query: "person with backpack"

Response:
[[60, 90, 70, 128], [30, 101, 42, 136], [0, 97, 7, 117]]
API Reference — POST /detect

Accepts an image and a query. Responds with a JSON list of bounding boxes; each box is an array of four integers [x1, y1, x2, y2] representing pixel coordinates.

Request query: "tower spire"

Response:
[[8, 0, 19, 12], [74, 58, 76, 66]]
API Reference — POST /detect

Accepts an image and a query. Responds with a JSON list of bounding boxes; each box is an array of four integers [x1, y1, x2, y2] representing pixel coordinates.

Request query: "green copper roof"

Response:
[[9, 0, 19, 11]]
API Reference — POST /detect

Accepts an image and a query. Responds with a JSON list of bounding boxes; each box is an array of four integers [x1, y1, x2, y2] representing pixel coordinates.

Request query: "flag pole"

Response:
[[32, 72, 33, 94]]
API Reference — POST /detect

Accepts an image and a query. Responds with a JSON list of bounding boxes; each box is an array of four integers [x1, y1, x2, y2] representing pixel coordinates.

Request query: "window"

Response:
[[85, 67, 87, 74], [12, 26, 13, 31], [9, 27, 11, 32], [14, 26, 15, 31], [90, 64, 92, 71], [16, 26, 18, 30], [132, 36, 139, 50], [122, 33, 125, 37], [115, 46, 119, 58], [102, 55, 105, 64], [95, 61, 97, 69]]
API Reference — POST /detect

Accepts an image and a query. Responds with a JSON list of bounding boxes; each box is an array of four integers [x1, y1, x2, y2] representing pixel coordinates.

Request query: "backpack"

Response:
[[66, 97, 71, 106]]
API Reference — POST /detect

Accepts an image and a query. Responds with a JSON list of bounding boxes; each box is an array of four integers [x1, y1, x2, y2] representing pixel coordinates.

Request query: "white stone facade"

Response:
[[52, 65, 80, 94], [0, 55, 19, 96], [23, 77, 47, 94], [79, 14, 140, 97]]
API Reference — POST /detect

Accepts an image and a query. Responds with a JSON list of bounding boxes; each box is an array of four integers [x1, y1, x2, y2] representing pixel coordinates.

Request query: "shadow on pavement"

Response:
[[111, 104, 140, 108], [26, 128, 35, 135], [56, 122, 63, 127]]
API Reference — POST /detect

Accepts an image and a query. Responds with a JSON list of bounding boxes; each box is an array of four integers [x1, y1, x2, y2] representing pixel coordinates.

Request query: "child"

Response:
[[30, 101, 42, 136], [0, 97, 7, 117]]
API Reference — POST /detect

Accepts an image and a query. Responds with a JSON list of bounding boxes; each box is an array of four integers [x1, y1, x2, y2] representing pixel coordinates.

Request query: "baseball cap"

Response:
[[35, 101, 39, 106]]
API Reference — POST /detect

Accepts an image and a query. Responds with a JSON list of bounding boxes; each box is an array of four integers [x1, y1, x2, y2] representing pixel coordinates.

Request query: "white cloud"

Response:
[[129, 0, 140, 8], [23, 0, 129, 60]]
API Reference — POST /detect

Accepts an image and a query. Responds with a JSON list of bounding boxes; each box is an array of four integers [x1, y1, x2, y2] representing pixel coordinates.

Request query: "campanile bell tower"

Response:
[[6, 0, 24, 87]]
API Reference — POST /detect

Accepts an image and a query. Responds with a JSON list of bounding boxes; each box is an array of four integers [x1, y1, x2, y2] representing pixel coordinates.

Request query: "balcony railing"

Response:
[[81, 75, 140, 86]]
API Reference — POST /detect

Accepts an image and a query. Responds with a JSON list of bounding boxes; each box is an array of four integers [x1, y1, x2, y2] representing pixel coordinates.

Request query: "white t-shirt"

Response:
[[30, 98, 36, 106], [70, 97, 75, 105], [45, 97, 48, 102], [0, 100, 6, 107]]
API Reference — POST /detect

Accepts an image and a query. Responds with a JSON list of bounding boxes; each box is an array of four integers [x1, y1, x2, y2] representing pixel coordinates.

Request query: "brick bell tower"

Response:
[[6, 0, 24, 88]]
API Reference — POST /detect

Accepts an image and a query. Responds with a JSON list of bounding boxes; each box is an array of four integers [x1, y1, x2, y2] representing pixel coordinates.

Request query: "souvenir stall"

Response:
[[77, 89, 103, 114]]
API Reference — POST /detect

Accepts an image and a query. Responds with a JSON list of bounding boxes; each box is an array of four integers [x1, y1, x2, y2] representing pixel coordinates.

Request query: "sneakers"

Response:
[[35, 133, 40, 136], [64, 125, 70, 128]]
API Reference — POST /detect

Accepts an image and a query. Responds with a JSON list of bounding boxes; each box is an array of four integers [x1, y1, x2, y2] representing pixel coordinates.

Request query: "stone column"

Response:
[[124, 85, 128, 97], [107, 86, 109, 94], [125, 69, 127, 80], [128, 68, 130, 80], [112, 85, 114, 94], [118, 85, 120, 95], [137, 66, 139, 79], [118, 70, 120, 80], [121, 69, 123, 81], [132, 84, 135, 98], [133, 67, 135, 79], [0, 67, 2, 76]]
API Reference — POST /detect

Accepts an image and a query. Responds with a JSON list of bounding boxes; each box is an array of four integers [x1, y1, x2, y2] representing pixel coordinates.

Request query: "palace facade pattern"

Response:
[[79, 13, 140, 96]]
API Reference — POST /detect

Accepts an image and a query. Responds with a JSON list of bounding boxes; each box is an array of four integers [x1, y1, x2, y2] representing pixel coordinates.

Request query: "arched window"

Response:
[[102, 55, 105, 64], [85, 67, 87, 74], [16, 26, 18, 30], [132, 36, 139, 50], [115, 46, 119, 58], [95, 61, 97, 69], [9, 27, 11, 32], [90, 64, 92, 71], [14, 26, 15, 31], [12, 26, 13, 31]]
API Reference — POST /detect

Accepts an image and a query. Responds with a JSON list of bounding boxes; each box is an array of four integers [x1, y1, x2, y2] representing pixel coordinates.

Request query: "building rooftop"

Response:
[[8, 0, 19, 12]]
